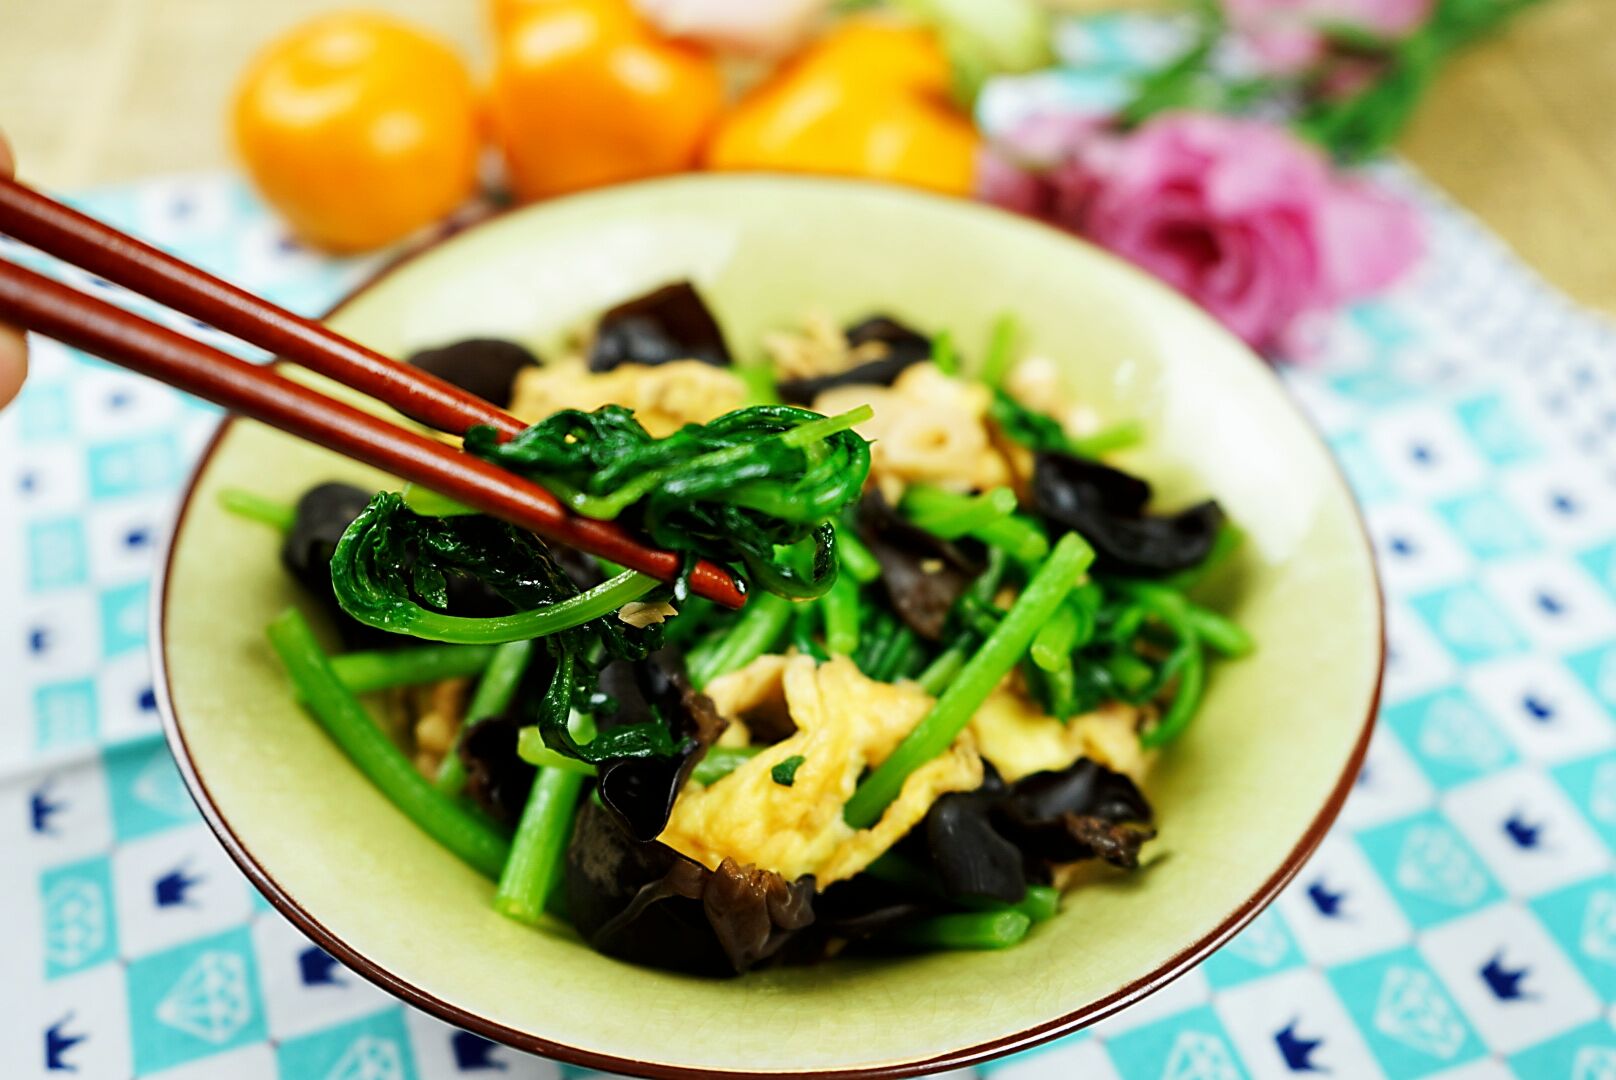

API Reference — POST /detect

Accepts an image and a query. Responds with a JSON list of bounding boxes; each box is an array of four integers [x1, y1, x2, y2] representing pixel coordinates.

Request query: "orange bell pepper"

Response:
[[488, 0, 724, 201], [704, 19, 981, 195], [233, 13, 480, 253]]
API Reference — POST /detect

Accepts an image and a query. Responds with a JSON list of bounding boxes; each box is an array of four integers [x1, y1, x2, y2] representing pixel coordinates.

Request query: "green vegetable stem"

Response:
[[266, 607, 510, 879], [494, 701, 594, 925], [218, 488, 295, 532], [844, 531, 1094, 828], [436, 640, 534, 796], [329, 644, 496, 696], [688, 592, 795, 688], [886, 909, 1032, 950]]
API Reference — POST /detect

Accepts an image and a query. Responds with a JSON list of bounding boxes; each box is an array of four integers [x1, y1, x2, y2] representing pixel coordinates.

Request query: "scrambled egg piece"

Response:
[[813, 362, 1013, 503], [509, 357, 746, 438], [970, 687, 1146, 784], [660, 654, 983, 884], [763, 311, 893, 380]]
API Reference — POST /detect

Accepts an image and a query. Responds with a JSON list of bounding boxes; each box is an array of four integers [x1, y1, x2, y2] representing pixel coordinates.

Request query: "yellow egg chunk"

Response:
[[970, 687, 1146, 784], [661, 654, 982, 884], [509, 357, 746, 438], [813, 362, 1012, 502]]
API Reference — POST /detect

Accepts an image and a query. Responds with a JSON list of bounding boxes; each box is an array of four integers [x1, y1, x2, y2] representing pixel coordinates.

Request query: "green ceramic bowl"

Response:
[[156, 174, 1382, 1078]]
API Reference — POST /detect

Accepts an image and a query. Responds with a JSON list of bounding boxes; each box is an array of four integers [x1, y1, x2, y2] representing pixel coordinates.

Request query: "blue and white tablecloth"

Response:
[[4, 32, 1616, 1080]]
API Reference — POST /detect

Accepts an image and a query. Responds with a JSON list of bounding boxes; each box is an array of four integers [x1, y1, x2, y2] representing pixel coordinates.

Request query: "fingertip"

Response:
[[0, 328, 27, 410]]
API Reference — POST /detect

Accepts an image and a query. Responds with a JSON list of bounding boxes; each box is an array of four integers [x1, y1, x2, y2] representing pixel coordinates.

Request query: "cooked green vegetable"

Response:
[[219, 488, 295, 531], [328, 644, 495, 696], [930, 329, 958, 376], [494, 693, 592, 924], [771, 755, 807, 787], [886, 909, 1032, 950], [330, 493, 660, 644], [822, 571, 861, 656], [691, 745, 762, 786], [902, 485, 1017, 539], [845, 532, 1094, 828], [266, 607, 509, 878], [463, 404, 872, 599], [690, 593, 794, 688], [979, 312, 1017, 388], [835, 523, 883, 584]]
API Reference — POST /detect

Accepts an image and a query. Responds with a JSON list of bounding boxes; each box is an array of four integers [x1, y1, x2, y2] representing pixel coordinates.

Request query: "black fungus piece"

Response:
[[457, 714, 537, 827], [996, 758, 1157, 870], [1031, 452, 1224, 576], [812, 875, 934, 942], [406, 338, 539, 409], [856, 492, 981, 641], [776, 312, 932, 405], [593, 650, 726, 842], [588, 281, 731, 372], [565, 800, 814, 975], [923, 765, 1026, 904], [550, 545, 605, 591], [280, 482, 396, 648]]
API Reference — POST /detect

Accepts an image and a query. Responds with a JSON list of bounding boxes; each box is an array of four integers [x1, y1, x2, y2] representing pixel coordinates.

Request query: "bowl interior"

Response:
[[160, 175, 1380, 1077]]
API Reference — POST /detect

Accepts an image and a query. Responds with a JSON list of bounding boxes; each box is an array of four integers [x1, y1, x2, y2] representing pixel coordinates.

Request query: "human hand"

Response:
[[0, 133, 27, 409]]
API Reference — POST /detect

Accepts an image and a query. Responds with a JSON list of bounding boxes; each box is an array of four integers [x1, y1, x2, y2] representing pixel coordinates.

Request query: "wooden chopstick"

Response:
[[0, 259, 748, 609], [0, 177, 524, 441]]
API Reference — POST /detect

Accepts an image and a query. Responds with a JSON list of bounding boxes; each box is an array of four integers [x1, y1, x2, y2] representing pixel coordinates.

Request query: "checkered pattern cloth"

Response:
[[3, 21, 1615, 1080]]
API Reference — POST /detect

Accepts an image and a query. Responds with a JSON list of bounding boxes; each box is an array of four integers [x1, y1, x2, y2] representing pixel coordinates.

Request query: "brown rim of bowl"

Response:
[[151, 172, 1385, 1080]]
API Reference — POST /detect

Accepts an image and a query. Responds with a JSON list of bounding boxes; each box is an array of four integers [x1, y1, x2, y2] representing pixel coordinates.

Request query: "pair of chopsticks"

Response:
[[0, 178, 747, 608]]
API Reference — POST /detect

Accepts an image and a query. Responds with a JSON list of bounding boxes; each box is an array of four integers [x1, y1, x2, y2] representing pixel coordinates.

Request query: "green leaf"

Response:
[[771, 755, 807, 787], [464, 404, 870, 600]]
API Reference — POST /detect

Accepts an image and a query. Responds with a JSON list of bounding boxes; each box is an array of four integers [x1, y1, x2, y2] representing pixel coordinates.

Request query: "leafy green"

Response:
[[463, 404, 870, 599], [771, 755, 807, 787], [329, 492, 661, 650]]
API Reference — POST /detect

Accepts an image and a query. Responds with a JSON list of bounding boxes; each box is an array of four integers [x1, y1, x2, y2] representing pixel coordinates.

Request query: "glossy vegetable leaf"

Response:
[[464, 404, 870, 599]]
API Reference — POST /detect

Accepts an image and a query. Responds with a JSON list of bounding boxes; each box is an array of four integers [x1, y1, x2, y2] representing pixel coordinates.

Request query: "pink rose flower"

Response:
[[978, 112, 1422, 355], [1223, 0, 1435, 73]]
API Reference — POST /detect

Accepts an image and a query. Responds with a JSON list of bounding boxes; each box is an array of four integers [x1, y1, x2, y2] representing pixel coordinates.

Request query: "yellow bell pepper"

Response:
[[703, 19, 982, 195]]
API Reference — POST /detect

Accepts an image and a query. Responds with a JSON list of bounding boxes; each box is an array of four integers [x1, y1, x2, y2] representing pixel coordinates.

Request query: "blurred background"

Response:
[[4, 0, 1614, 314]]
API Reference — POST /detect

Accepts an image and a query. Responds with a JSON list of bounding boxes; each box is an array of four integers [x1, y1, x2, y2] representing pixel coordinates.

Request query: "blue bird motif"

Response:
[[30, 779, 64, 834], [1389, 536, 1417, 557], [451, 1030, 506, 1070], [1521, 694, 1554, 722], [45, 1013, 86, 1072], [1551, 492, 1578, 516], [29, 627, 50, 654], [1480, 952, 1533, 1001], [138, 687, 157, 712], [1502, 812, 1543, 850], [154, 865, 204, 907], [298, 945, 343, 986], [1275, 1019, 1327, 1072], [1307, 880, 1348, 919], [1535, 592, 1565, 616], [124, 527, 150, 549]]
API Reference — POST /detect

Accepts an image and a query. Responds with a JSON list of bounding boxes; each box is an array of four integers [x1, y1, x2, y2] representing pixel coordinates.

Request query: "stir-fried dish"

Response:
[[235, 281, 1252, 976]]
